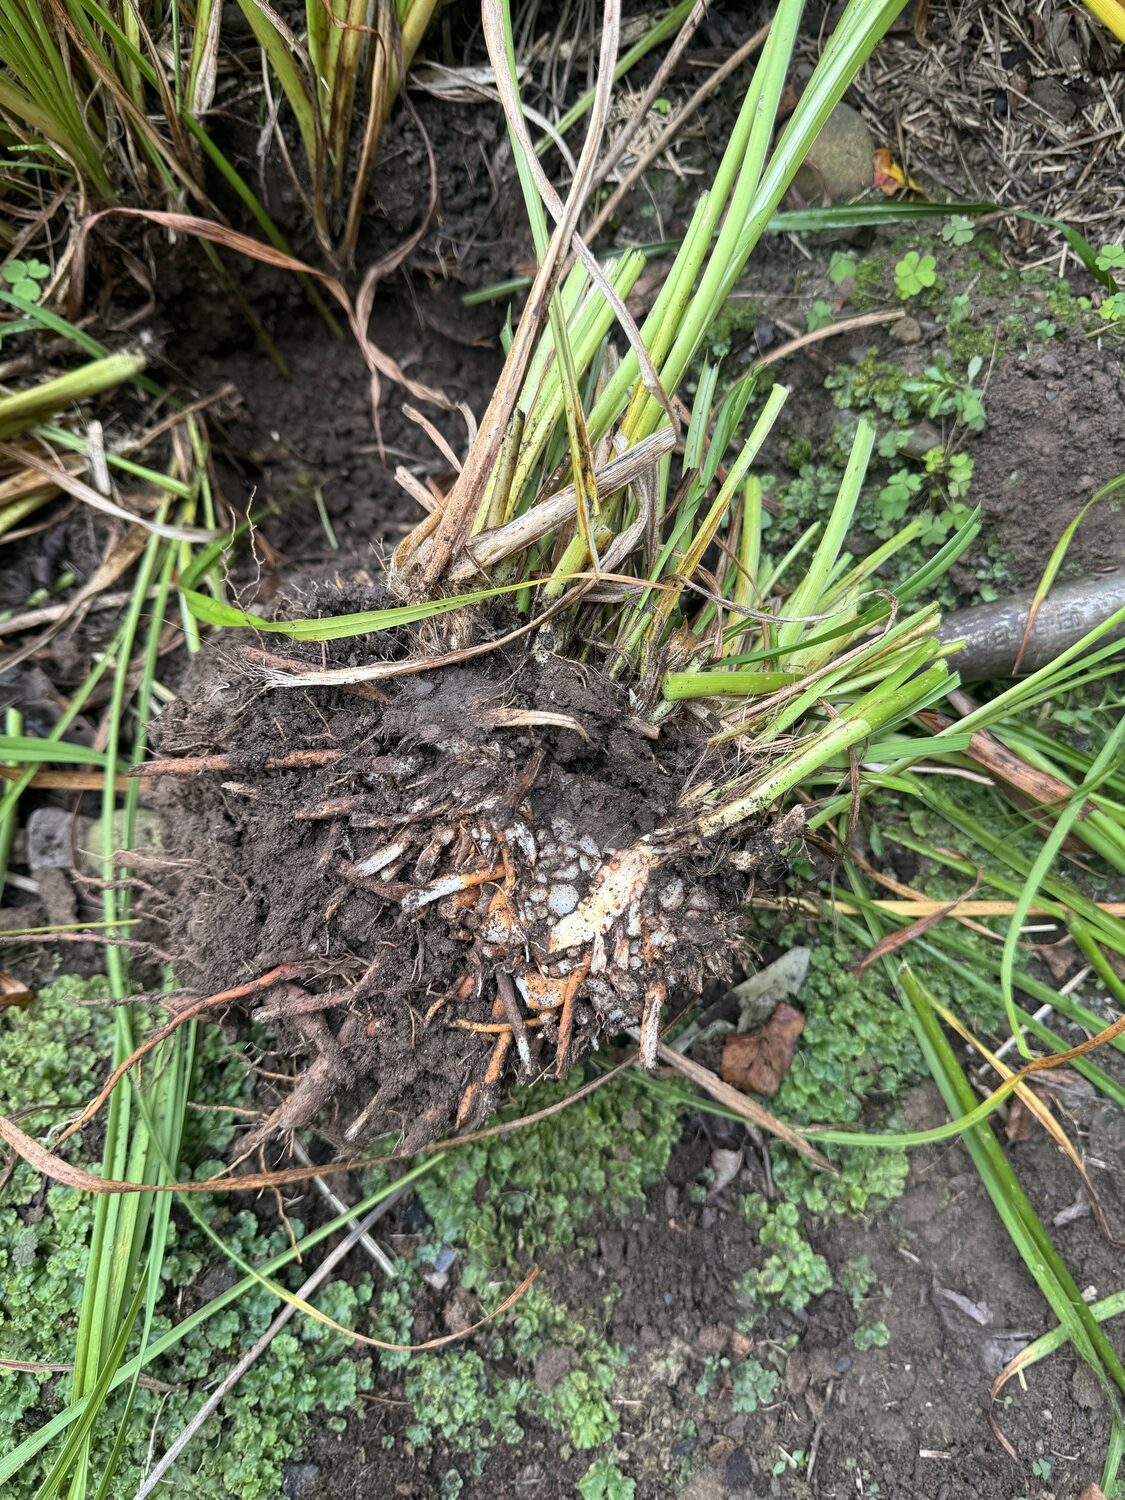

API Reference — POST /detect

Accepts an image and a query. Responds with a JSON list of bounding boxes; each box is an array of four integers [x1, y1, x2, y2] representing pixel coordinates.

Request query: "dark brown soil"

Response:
[[969, 338, 1125, 587]]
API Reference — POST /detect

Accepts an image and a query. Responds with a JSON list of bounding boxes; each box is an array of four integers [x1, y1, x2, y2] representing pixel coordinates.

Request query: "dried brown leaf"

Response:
[[0, 971, 33, 1009], [651, 1038, 833, 1171], [1004, 1094, 1037, 1143], [720, 1003, 805, 1097]]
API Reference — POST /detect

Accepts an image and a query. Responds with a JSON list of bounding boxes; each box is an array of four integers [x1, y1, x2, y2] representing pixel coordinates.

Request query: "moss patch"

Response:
[[0, 977, 373, 1500]]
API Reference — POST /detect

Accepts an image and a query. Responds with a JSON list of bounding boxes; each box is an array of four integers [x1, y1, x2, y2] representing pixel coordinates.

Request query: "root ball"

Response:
[[152, 627, 794, 1150]]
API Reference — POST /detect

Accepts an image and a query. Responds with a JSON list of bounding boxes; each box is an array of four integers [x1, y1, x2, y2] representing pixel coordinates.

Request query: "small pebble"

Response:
[[658, 878, 685, 912], [77, 809, 162, 877], [547, 883, 579, 916], [793, 102, 874, 203], [281, 1462, 321, 1499], [28, 808, 78, 871]]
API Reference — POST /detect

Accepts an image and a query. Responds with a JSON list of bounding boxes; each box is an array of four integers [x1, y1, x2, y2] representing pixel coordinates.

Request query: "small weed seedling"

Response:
[[1096, 244, 1125, 324], [853, 1322, 891, 1351], [1, 257, 50, 302], [941, 215, 975, 246], [894, 249, 938, 299], [904, 354, 987, 431], [578, 1456, 636, 1500]]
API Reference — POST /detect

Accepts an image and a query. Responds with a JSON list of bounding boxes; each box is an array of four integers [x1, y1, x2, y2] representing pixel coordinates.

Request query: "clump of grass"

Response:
[[0, 305, 234, 1493], [0, 1, 704, 279], [161, 0, 979, 1149], [0, 0, 447, 296], [228, 0, 442, 265], [0, 3, 281, 244]]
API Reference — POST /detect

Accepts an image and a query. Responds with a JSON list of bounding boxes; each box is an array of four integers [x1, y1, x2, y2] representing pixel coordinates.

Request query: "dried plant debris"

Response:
[[150, 631, 800, 1153], [850, 0, 1124, 256]]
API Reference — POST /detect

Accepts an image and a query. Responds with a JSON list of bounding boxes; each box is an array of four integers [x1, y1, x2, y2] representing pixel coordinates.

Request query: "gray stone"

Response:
[[901, 421, 943, 461], [793, 103, 874, 204], [1029, 77, 1078, 123], [281, 1461, 320, 1498], [533, 1343, 575, 1394], [27, 808, 86, 871], [1072, 1361, 1103, 1410], [724, 1447, 757, 1491], [891, 315, 924, 345], [37, 867, 77, 927]]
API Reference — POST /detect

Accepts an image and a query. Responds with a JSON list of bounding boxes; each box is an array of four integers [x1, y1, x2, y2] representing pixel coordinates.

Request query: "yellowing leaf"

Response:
[[872, 149, 924, 197]]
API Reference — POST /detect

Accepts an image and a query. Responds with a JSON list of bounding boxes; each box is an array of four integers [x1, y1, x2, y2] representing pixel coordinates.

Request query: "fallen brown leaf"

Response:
[[1030, 935, 1074, 982], [920, 710, 1087, 812], [649, 1038, 833, 1171], [1004, 1094, 1037, 1143], [0, 971, 33, 1009], [720, 1003, 805, 1097]]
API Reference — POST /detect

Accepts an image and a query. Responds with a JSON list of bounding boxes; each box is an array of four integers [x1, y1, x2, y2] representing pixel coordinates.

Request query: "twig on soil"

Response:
[[0, 766, 132, 793], [133, 748, 345, 776], [753, 308, 906, 369], [289, 1138, 397, 1277], [0, 588, 159, 637]]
